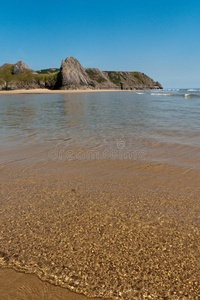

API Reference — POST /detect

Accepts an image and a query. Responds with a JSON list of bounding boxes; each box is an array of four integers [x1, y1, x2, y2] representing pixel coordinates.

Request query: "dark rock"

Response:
[[45, 77, 57, 89]]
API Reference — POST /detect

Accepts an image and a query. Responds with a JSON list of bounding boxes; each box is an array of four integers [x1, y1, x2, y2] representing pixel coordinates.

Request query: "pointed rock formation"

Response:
[[12, 61, 32, 75], [58, 57, 96, 89], [0, 57, 163, 90]]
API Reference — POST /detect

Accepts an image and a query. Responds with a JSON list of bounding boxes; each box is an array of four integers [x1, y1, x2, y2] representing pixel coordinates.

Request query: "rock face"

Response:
[[0, 81, 6, 90], [56, 57, 162, 90], [58, 57, 96, 89], [12, 61, 33, 75], [85, 68, 118, 89], [104, 71, 163, 90], [0, 62, 58, 90], [0, 57, 163, 90], [5, 80, 45, 90]]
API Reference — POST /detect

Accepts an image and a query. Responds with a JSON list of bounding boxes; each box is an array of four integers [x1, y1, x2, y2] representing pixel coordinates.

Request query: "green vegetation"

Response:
[[85, 69, 107, 84], [105, 71, 121, 85], [131, 72, 145, 84], [96, 77, 107, 84], [85, 69, 96, 77], [0, 64, 14, 82], [37, 72, 59, 82], [0, 63, 59, 85], [37, 68, 59, 74], [130, 72, 153, 85]]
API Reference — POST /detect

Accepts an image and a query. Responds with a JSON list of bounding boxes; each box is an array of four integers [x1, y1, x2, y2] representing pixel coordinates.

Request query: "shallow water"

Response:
[[0, 89, 200, 169], [0, 90, 200, 299]]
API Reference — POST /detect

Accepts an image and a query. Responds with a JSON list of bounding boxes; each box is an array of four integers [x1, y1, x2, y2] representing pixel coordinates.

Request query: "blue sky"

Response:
[[1, 0, 200, 88]]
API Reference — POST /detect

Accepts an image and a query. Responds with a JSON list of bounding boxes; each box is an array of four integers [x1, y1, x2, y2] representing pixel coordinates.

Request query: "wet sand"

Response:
[[0, 268, 103, 300], [0, 158, 199, 299]]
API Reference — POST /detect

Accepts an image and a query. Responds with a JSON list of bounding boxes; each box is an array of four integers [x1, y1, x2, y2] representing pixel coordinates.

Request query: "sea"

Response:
[[0, 88, 200, 170], [0, 88, 200, 299]]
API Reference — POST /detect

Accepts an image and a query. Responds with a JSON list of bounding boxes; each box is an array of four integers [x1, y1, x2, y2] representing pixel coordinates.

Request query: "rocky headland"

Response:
[[0, 57, 163, 91]]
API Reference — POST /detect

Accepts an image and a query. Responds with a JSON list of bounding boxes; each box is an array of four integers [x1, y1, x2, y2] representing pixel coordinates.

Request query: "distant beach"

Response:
[[0, 88, 128, 95]]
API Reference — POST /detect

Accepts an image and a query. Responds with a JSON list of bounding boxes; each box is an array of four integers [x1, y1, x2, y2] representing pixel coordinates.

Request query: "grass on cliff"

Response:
[[131, 72, 145, 84], [0, 64, 59, 84], [0, 64, 14, 82], [104, 71, 152, 86], [105, 72, 121, 85], [38, 72, 59, 82], [130, 72, 153, 84], [37, 68, 59, 75], [85, 69, 107, 84]]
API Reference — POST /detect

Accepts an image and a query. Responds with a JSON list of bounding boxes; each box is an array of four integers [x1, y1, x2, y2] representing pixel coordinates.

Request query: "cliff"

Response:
[[85, 68, 162, 90], [59, 57, 162, 90], [0, 57, 162, 91], [0, 62, 58, 90]]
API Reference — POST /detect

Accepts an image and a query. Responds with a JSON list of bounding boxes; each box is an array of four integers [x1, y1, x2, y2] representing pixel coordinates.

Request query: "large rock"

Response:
[[6, 80, 43, 90], [0, 80, 6, 90], [103, 71, 163, 90], [0, 58, 163, 91], [58, 57, 96, 89], [12, 61, 32, 75]]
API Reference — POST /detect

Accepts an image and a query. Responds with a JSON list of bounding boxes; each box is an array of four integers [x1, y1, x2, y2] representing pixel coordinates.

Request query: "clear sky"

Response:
[[1, 0, 200, 88]]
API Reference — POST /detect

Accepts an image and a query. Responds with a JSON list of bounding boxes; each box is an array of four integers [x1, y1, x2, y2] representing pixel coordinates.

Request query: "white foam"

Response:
[[136, 92, 144, 94], [151, 93, 170, 96], [165, 89, 179, 91]]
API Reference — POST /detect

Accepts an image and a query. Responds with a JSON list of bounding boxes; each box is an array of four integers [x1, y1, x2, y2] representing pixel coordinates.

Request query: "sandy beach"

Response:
[[0, 88, 128, 95], [0, 157, 199, 299], [0, 89, 200, 299], [1, 0, 200, 297]]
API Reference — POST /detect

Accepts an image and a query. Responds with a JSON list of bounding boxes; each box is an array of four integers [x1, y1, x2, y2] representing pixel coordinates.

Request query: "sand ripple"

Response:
[[0, 169, 199, 299]]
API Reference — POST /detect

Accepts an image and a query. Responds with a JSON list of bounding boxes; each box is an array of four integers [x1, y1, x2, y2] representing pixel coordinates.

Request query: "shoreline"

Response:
[[0, 88, 153, 95], [0, 89, 162, 95], [0, 268, 104, 300], [0, 158, 199, 299]]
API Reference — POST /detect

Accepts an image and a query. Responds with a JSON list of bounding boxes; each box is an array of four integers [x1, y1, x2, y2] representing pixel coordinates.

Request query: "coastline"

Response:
[[0, 88, 132, 95], [0, 158, 199, 299]]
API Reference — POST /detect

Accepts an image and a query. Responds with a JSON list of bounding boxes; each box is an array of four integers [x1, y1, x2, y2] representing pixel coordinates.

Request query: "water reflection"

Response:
[[0, 91, 200, 168]]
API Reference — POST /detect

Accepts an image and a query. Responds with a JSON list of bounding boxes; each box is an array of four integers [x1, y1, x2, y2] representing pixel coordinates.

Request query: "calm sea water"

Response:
[[0, 89, 200, 169]]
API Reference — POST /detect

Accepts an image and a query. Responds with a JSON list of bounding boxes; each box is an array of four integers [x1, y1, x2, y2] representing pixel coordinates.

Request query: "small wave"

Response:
[[187, 89, 199, 92], [136, 92, 144, 94], [165, 89, 180, 91], [151, 93, 171, 96], [184, 93, 200, 98], [184, 94, 190, 97]]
